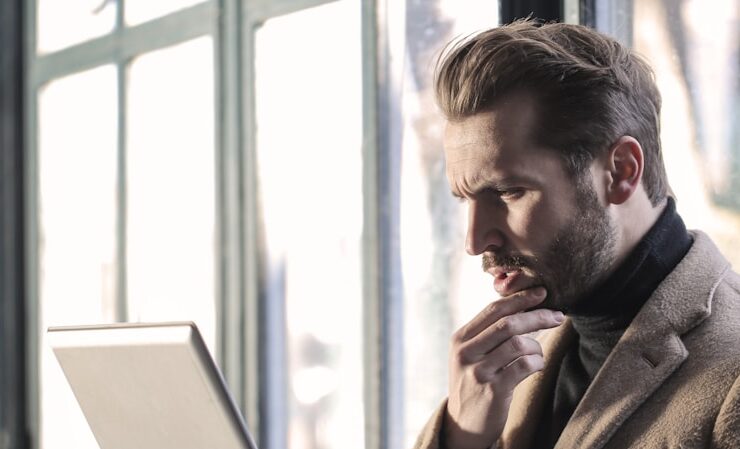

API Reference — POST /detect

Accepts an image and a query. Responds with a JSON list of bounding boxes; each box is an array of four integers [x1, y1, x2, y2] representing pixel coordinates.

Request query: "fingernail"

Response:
[[553, 311, 565, 323], [533, 287, 547, 299]]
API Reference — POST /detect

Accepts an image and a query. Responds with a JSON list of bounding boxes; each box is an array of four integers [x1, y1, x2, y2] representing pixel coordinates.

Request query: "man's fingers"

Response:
[[469, 335, 542, 383], [460, 308, 564, 360], [455, 287, 547, 342], [493, 354, 545, 392]]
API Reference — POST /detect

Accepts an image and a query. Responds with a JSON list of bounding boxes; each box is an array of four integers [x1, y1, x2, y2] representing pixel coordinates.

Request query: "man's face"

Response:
[[444, 95, 617, 311]]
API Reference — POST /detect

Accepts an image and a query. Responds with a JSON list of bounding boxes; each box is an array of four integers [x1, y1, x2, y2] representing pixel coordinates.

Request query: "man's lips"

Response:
[[489, 267, 526, 296], [490, 266, 519, 278]]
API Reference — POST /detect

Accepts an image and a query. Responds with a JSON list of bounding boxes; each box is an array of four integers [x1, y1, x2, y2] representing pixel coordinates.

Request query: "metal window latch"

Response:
[[93, 0, 116, 14]]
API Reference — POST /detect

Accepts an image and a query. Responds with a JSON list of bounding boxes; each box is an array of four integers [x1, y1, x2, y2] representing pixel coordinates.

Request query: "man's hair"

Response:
[[434, 19, 668, 205]]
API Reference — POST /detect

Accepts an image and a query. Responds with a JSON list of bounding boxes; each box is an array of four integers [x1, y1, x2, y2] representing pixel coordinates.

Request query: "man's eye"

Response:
[[497, 189, 524, 199]]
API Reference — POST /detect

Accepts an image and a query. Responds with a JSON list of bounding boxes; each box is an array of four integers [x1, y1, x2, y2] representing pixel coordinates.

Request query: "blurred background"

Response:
[[0, 0, 738, 448]]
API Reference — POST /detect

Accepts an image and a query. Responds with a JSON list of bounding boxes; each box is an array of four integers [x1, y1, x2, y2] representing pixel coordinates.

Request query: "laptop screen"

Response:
[[48, 322, 258, 449]]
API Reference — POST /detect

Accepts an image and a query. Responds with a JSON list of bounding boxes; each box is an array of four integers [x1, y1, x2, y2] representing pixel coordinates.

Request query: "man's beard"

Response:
[[482, 181, 617, 312]]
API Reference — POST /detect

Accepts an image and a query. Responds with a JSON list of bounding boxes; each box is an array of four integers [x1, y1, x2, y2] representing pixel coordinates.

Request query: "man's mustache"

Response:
[[481, 252, 533, 272]]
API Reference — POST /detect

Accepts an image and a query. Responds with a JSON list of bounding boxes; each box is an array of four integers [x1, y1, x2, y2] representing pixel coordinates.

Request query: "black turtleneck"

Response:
[[535, 197, 693, 448]]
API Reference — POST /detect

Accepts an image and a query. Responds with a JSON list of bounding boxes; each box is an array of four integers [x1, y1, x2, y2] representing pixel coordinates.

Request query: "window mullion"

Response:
[[31, 2, 217, 89], [215, 0, 248, 424], [24, 0, 40, 445], [1, 0, 29, 447], [362, 0, 406, 448], [115, 58, 129, 323], [240, 6, 263, 447]]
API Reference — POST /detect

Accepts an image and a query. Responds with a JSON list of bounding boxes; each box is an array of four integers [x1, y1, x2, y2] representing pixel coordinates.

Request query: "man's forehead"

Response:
[[444, 98, 538, 154], [444, 129, 524, 191], [443, 114, 512, 167], [444, 114, 495, 150], [442, 103, 576, 193], [444, 111, 499, 138]]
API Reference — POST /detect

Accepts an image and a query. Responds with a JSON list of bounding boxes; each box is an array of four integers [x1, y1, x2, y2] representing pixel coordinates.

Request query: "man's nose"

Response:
[[465, 199, 504, 256]]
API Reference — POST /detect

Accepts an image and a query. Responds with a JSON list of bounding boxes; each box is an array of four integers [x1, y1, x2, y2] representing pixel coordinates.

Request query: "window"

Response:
[[37, 63, 119, 449], [28, 2, 219, 448], [597, 0, 740, 267], [637, 0, 740, 266], [253, 3, 364, 448]]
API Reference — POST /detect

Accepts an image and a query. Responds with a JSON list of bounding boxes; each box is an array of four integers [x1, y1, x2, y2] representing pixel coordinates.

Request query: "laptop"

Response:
[[48, 322, 258, 449]]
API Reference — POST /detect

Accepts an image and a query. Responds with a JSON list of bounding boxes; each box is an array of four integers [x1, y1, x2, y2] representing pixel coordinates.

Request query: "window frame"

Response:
[[1, 0, 28, 447]]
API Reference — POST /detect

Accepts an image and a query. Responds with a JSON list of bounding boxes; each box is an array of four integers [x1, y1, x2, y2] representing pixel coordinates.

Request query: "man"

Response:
[[413, 19, 740, 449]]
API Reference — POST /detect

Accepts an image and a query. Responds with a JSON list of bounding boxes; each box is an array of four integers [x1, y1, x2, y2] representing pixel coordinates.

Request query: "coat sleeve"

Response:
[[712, 372, 740, 448], [412, 400, 448, 449]]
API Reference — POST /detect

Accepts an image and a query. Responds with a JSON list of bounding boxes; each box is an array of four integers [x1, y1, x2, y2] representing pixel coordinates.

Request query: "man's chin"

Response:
[[492, 271, 572, 313], [510, 283, 571, 313], [534, 296, 569, 313]]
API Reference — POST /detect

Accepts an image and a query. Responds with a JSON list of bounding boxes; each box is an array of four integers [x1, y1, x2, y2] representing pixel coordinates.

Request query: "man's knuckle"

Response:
[[451, 327, 466, 344], [485, 301, 500, 316], [515, 355, 533, 372], [452, 350, 465, 366], [534, 341, 544, 356], [472, 364, 490, 383], [537, 309, 553, 323], [509, 335, 525, 353], [496, 316, 516, 335], [453, 345, 474, 365], [519, 354, 542, 373]]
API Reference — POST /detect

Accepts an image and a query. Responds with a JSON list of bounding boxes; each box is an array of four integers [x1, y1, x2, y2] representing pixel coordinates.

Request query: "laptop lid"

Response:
[[48, 322, 258, 449]]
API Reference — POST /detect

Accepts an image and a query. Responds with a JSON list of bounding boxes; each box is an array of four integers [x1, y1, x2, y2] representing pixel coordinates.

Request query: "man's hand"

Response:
[[443, 287, 564, 449]]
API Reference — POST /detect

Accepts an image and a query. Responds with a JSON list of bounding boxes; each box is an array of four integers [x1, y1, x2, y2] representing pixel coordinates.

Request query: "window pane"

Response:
[[633, 0, 740, 266], [125, 0, 206, 26], [401, 2, 499, 448], [126, 37, 217, 352], [37, 0, 116, 54], [38, 65, 118, 449], [254, 2, 364, 449]]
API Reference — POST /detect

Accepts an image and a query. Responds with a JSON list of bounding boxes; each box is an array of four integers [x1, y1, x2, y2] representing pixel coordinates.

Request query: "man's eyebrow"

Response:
[[449, 175, 537, 200], [472, 176, 539, 192]]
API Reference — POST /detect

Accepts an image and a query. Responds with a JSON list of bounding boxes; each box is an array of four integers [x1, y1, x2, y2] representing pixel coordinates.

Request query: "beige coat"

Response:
[[414, 231, 740, 449]]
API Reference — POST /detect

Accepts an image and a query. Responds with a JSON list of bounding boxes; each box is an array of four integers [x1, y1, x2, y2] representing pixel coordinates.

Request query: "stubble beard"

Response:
[[483, 180, 618, 312], [540, 182, 618, 311]]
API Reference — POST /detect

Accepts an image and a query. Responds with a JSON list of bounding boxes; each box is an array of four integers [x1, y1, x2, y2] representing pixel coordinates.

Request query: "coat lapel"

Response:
[[554, 231, 730, 449], [553, 324, 688, 449]]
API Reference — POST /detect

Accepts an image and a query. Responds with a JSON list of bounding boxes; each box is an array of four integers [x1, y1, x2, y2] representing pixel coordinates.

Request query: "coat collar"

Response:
[[500, 231, 731, 449]]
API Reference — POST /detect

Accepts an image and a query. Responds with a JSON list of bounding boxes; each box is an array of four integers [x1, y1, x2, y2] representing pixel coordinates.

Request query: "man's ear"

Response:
[[605, 136, 644, 205]]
